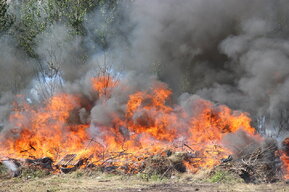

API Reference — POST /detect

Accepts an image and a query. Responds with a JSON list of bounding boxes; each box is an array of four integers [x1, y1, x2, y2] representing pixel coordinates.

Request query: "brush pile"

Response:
[[214, 139, 281, 183], [0, 149, 203, 179], [1, 136, 288, 184]]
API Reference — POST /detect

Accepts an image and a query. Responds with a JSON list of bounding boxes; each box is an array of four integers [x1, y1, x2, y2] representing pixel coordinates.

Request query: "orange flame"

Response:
[[0, 76, 257, 172], [91, 75, 118, 97], [280, 138, 289, 179], [0, 94, 90, 160]]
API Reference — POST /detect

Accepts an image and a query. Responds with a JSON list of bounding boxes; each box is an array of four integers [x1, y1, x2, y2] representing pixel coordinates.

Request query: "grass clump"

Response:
[[208, 169, 243, 184], [20, 167, 50, 179], [0, 163, 9, 179], [138, 173, 160, 181]]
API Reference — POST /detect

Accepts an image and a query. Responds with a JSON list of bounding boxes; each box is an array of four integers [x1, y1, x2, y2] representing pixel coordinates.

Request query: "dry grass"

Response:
[[0, 171, 161, 192], [1, 169, 289, 192]]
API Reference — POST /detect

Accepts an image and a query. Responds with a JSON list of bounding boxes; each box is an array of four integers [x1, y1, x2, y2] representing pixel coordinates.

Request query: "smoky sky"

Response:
[[1, 0, 289, 138], [110, 0, 289, 137]]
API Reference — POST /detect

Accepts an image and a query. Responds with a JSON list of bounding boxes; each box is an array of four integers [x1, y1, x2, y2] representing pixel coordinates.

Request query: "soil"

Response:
[[0, 173, 289, 192]]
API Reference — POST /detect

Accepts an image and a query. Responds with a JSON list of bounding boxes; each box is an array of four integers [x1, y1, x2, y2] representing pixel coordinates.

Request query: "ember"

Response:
[[280, 138, 289, 179]]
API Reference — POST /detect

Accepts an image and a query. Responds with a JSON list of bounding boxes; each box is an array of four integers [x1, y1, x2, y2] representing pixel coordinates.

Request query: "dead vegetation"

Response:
[[211, 140, 281, 184], [0, 139, 287, 192]]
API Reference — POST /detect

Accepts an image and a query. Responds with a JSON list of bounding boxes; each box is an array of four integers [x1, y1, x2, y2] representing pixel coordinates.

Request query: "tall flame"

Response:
[[0, 76, 257, 172]]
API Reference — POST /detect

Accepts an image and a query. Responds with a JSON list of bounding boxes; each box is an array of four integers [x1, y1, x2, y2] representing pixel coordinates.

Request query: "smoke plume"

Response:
[[1, 0, 289, 141]]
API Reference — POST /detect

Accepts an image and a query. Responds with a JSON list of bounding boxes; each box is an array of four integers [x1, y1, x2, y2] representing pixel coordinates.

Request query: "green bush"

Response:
[[0, 0, 13, 32], [1, 0, 118, 56]]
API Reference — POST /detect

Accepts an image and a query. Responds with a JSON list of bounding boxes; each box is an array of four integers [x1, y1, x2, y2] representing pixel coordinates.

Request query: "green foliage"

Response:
[[137, 172, 169, 182], [208, 170, 226, 183], [207, 169, 243, 184], [49, 0, 97, 34], [0, 0, 118, 56], [11, 0, 49, 56], [0, 0, 13, 32]]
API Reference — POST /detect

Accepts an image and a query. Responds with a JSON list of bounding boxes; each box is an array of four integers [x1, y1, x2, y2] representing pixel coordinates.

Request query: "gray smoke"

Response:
[[0, 36, 35, 93], [0, 35, 36, 129], [108, 0, 289, 138], [35, 24, 88, 82], [2, 159, 20, 177], [222, 129, 261, 159], [2, 0, 289, 141]]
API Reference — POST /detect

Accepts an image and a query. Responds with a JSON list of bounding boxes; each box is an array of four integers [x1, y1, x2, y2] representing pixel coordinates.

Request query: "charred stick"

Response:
[[160, 166, 172, 180], [184, 143, 195, 152], [100, 151, 129, 166], [29, 144, 36, 151], [20, 143, 36, 154]]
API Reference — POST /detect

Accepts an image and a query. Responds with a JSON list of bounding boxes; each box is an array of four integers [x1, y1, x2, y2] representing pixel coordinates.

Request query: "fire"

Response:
[[0, 94, 89, 160], [280, 138, 289, 179], [91, 75, 118, 97], [0, 75, 258, 173]]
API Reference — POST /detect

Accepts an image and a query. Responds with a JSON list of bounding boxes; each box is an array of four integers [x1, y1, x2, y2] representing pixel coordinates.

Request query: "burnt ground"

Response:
[[0, 172, 289, 192]]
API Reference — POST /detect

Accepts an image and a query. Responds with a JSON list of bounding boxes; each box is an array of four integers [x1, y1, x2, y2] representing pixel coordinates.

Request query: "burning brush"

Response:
[[0, 75, 288, 182]]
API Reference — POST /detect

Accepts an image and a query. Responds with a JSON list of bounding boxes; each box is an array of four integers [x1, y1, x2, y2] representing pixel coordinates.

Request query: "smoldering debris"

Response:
[[221, 132, 280, 183]]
